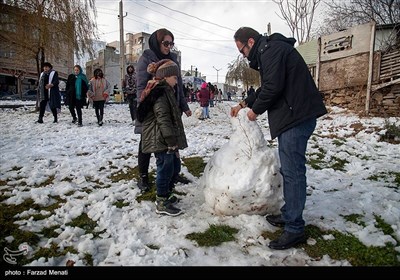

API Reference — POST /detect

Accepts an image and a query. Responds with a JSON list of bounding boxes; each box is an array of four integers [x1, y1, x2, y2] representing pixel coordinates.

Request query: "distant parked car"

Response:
[[0, 91, 14, 98], [21, 89, 38, 100], [0, 89, 38, 101]]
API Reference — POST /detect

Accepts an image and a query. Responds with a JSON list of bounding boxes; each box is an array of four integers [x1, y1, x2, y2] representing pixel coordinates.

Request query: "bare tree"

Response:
[[1, 0, 98, 80], [273, 0, 321, 44], [226, 56, 260, 91], [316, 0, 400, 36]]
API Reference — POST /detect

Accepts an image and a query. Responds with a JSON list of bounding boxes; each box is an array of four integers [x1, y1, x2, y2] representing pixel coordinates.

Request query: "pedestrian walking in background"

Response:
[[198, 82, 210, 119], [87, 68, 111, 126], [36, 62, 61, 124], [65, 65, 89, 127], [123, 65, 137, 124]]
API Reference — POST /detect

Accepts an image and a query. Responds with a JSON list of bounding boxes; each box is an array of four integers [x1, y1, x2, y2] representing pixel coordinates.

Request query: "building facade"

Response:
[[297, 21, 400, 116], [0, 3, 73, 97]]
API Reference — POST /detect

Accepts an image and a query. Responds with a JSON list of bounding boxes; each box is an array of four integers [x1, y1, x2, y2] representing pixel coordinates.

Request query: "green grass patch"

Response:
[[136, 186, 156, 203], [374, 214, 396, 240], [109, 165, 139, 183], [368, 171, 400, 189], [11, 166, 23, 171], [61, 177, 74, 182], [0, 198, 43, 265], [380, 122, 400, 144], [40, 225, 61, 239], [114, 199, 130, 208], [307, 147, 326, 170], [394, 172, 400, 187], [146, 244, 160, 250], [24, 242, 78, 265], [64, 190, 75, 196], [342, 213, 366, 227], [182, 156, 207, 178], [186, 224, 239, 247], [136, 181, 186, 204], [329, 156, 349, 171], [332, 138, 346, 146], [66, 213, 97, 234], [35, 175, 55, 188], [307, 148, 349, 171], [92, 229, 107, 239], [83, 253, 94, 266], [262, 225, 400, 266]]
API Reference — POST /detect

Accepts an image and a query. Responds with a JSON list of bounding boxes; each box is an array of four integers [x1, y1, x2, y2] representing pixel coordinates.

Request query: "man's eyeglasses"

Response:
[[239, 43, 247, 55], [162, 41, 174, 48]]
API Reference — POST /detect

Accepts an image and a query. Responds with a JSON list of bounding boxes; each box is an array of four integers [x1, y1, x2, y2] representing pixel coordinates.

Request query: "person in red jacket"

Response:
[[198, 82, 210, 119]]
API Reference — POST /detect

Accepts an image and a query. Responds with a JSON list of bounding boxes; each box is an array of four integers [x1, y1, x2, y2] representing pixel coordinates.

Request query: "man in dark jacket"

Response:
[[231, 27, 327, 250]]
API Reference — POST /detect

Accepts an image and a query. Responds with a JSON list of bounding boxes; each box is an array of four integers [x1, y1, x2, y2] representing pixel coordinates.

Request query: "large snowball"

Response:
[[200, 108, 283, 216]]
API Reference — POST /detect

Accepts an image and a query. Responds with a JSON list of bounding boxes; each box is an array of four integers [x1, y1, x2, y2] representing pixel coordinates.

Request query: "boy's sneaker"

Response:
[[167, 193, 180, 205], [155, 196, 183, 216]]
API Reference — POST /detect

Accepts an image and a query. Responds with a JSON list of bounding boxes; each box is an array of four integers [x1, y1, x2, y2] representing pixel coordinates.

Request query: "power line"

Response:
[[98, 3, 236, 51], [147, 0, 236, 31], [132, 1, 233, 40]]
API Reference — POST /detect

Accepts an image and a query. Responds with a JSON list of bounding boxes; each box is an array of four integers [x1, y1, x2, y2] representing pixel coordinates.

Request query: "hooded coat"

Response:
[[245, 33, 327, 139], [137, 80, 188, 154], [123, 66, 137, 96], [134, 31, 189, 134]]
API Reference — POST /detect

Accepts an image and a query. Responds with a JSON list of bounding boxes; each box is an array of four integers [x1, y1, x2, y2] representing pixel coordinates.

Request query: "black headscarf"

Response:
[[148, 31, 173, 61]]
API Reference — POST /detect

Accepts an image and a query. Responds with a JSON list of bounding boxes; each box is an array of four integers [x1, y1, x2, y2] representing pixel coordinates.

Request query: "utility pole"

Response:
[[119, 0, 127, 102], [213, 66, 222, 83]]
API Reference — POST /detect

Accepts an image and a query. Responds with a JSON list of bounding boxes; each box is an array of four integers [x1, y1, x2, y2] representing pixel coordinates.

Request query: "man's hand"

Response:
[[230, 105, 241, 117], [184, 110, 192, 117], [247, 109, 258, 121]]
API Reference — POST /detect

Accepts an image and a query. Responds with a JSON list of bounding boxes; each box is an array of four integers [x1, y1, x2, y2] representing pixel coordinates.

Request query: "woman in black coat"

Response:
[[66, 65, 89, 126]]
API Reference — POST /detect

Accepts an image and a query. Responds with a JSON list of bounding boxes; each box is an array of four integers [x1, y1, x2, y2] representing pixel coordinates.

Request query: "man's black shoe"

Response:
[[174, 175, 191, 185], [266, 214, 285, 228], [268, 231, 307, 250]]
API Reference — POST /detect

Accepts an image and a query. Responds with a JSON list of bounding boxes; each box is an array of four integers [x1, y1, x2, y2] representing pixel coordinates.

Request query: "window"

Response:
[[323, 35, 353, 54]]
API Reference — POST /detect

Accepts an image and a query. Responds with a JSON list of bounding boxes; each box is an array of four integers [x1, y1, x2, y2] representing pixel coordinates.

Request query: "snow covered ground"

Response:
[[0, 100, 399, 267]]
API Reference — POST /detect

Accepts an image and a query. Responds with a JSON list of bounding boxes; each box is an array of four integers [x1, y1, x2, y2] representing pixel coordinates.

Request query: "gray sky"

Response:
[[95, 0, 293, 85]]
